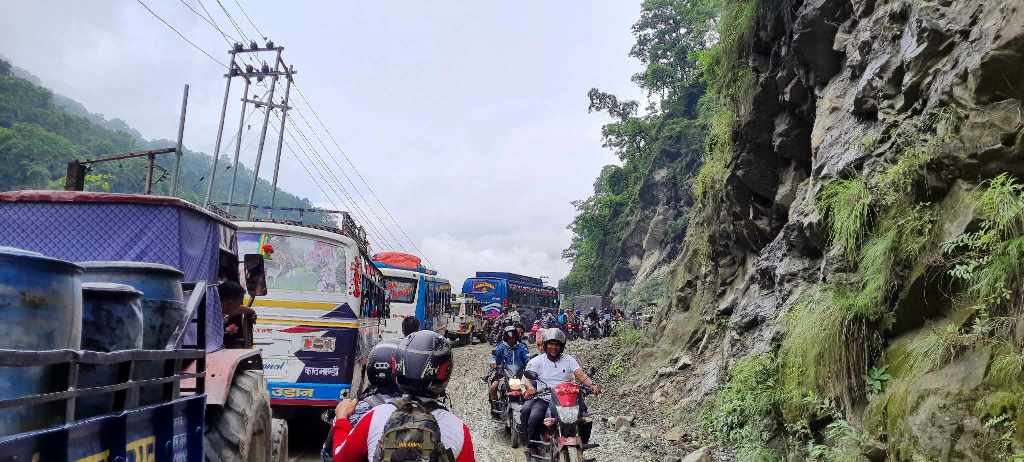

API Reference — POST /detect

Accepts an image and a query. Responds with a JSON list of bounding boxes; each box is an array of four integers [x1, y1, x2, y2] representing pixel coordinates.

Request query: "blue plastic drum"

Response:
[[78, 262, 185, 349], [77, 282, 144, 419], [79, 261, 185, 405], [0, 246, 83, 436]]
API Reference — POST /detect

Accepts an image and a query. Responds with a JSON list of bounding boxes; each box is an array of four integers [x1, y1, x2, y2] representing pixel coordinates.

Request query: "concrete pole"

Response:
[[203, 53, 237, 207], [245, 49, 282, 220], [227, 77, 251, 209], [268, 69, 293, 218]]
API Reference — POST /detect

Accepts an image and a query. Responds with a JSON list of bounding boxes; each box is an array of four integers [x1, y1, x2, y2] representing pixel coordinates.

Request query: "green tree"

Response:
[[0, 123, 77, 189]]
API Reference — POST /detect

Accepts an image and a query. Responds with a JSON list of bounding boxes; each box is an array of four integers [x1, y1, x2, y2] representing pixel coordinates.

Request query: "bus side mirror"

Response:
[[243, 254, 268, 297]]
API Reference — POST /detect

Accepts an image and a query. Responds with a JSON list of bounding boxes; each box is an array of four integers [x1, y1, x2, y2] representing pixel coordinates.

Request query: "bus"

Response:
[[461, 272, 558, 327], [236, 221, 385, 411], [377, 265, 451, 340]]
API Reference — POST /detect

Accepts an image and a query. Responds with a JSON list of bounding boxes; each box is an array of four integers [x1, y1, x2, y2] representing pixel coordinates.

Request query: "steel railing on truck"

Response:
[[0, 282, 210, 462]]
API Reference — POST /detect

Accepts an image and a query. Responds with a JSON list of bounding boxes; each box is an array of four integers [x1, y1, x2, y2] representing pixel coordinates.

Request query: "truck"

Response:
[[0, 190, 286, 461]]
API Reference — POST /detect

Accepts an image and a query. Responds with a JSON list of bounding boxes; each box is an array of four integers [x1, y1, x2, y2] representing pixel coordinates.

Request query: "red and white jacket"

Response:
[[332, 403, 476, 462]]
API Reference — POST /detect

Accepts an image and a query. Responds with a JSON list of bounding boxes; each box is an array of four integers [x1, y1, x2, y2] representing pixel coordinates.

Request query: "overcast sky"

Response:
[[0, 1, 644, 289]]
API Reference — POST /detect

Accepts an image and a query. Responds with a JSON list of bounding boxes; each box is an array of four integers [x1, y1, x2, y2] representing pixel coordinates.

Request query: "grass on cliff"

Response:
[[817, 179, 873, 262], [702, 353, 782, 462]]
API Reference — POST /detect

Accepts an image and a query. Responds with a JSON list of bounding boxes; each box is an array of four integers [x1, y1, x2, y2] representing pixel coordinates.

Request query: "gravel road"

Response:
[[289, 339, 667, 461]]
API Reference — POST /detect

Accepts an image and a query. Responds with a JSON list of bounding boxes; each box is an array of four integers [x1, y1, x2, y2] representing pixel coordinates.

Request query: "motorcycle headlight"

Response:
[[556, 405, 579, 424], [508, 378, 522, 391]]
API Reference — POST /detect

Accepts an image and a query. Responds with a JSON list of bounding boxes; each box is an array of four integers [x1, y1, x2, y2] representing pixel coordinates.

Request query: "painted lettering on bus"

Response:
[[271, 387, 315, 398]]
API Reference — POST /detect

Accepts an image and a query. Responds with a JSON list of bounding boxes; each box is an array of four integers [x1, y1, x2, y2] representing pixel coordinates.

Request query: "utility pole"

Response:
[[203, 51, 237, 207], [171, 84, 189, 197], [201, 42, 297, 219], [226, 77, 251, 209], [268, 63, 295, 217], [245, 48, 282, 220]]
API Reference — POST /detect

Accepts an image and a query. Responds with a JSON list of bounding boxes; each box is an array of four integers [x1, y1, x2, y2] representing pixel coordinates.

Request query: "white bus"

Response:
[[236, 221, 385, 410], [376, 266, 451, 340]]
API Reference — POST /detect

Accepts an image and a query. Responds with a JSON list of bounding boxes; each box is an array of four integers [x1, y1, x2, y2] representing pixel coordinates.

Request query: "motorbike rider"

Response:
[[321, 340, 401, 461], [331, 330, 476, 462], [488, 325, 530, 410], [555, 309, 568, 331], [520, 328, 600, 458]]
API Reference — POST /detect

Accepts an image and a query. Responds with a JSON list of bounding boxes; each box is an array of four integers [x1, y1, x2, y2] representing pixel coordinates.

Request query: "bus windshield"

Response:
[[386, 276, 418, 304], [239, 232, 349, 294]]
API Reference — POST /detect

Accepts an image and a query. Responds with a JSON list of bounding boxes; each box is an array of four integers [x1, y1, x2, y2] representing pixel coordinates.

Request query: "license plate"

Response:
[[302, 336, 336, 352]]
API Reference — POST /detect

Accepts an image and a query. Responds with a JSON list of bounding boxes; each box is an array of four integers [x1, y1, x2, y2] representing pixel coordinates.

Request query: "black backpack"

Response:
[[373, 398, 455, 462]]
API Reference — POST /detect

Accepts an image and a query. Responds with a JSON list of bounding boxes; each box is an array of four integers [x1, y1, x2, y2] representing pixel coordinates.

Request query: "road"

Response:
[[285, 340, 648, 461], [284, 341, 520, 461]]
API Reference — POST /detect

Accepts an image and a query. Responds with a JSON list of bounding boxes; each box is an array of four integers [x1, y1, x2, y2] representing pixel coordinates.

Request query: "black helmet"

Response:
[[396, 330, 453, 398], [366, 339, 399, 391], [502, 325, 519, 342]]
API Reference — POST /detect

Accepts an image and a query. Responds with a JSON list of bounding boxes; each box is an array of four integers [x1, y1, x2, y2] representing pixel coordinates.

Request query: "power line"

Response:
[[214, 0, 250, 44], [281, 112, 402, 251], [288, 105, 408, 252], [232, 0, 267, 40], [176, 0, 236, 46], [135, 0, 227, 68], [274, 117, 397, 251], [292, 84, 431, 265]]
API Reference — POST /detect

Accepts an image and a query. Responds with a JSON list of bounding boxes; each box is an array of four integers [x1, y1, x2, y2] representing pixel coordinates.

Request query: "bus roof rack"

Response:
[[209, 202, 370, 254]]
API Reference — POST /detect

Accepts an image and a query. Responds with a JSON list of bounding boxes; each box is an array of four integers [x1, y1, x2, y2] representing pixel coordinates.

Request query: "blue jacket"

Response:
[[491, 341, 530, 375]]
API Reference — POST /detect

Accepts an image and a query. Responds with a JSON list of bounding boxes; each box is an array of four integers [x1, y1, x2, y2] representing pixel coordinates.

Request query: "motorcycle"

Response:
[[523, 369, 599, 462], [486, 357, 527, 448], [584, 319, 601, 340]]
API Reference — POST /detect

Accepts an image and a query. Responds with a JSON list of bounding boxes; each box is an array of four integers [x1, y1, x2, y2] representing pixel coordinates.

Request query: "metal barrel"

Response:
[[77, 282, 144, 419], [79, 261, 185, 405], [0, 246, 83, 436]]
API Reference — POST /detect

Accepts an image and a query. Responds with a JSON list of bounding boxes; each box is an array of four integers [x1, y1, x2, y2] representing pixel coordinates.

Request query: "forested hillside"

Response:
[[0, 57, 315, 214], [566, 0, 1024, 460]]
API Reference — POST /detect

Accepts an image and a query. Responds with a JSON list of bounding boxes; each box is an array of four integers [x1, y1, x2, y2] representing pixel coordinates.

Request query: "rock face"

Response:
[[621, 0, 1024, 460]]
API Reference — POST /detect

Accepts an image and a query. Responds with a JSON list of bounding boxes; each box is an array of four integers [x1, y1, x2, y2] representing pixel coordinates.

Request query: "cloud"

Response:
[[419, 232, 571, 291]]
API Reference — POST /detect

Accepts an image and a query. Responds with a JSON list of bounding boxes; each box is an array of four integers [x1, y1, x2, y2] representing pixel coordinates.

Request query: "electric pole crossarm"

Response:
[[241, 98, 290, 110]]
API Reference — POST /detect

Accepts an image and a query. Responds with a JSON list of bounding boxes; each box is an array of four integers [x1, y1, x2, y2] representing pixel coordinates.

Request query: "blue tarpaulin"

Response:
[[0, 191, 230, 351]]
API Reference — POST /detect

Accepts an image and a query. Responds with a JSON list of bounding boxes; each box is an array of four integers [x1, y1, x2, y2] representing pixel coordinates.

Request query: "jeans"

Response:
[[520, 396, 590, 445]]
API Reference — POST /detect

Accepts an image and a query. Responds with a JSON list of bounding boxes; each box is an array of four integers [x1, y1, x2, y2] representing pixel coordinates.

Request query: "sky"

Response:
[[0, 1, 645, 289]]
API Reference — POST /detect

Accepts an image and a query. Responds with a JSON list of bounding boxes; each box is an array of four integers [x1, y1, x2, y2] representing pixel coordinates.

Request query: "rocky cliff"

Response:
[[617, 0, 1024, 460]]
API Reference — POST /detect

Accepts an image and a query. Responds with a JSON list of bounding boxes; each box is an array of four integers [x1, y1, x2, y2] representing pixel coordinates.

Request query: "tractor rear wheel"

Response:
[[204, 370, 272, 462]]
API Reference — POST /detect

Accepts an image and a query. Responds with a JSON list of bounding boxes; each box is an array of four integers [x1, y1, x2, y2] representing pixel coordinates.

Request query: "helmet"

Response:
[[541, 328, 567, 347], [396, 330, 453, 398], [502, 325, 519, 342], [366, 339, 399, 390]]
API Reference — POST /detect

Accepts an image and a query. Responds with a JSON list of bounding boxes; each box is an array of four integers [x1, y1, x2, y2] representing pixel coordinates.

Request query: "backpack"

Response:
[[373, 398, 456, 462]]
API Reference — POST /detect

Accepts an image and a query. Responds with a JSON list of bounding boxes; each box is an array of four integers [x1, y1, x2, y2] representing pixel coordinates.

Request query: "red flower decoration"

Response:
[[261, 243, 275, 254]]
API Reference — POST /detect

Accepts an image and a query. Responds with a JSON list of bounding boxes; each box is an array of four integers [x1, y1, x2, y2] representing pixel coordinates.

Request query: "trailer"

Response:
[[0, 191, 287, 461]]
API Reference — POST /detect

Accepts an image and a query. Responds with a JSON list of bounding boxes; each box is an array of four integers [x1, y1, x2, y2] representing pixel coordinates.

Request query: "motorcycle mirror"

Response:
[[586, 366, 597, 378], [523, 370, 539, 380]]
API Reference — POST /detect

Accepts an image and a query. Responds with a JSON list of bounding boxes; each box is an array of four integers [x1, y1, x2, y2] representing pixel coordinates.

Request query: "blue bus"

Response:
[[461, 272, 558, 327], [378, 265, 451, 340]]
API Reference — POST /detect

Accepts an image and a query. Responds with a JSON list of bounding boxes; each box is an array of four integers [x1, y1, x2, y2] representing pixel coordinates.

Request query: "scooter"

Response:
[[523, 370, 599, 462]]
